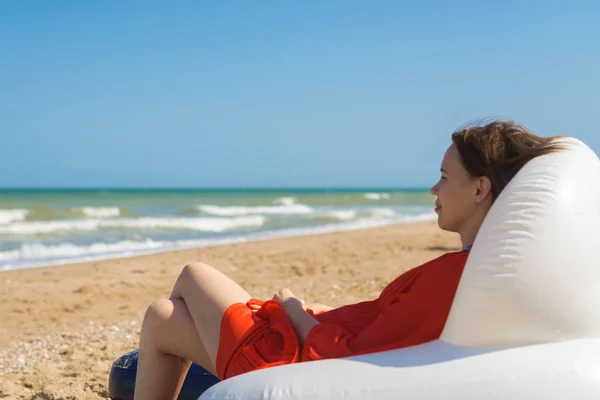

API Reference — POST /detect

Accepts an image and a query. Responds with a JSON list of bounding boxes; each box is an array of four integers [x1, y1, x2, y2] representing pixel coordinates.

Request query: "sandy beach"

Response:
[[0, 221, 461, 399]]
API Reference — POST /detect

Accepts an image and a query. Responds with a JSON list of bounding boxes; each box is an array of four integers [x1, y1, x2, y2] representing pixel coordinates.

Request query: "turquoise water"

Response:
[[0, 189, 436, 270]]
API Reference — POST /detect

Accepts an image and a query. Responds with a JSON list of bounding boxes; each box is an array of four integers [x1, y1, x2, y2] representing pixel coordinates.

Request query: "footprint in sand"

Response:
[[73, 285, 93, 294], [131, 269, 145, 274]]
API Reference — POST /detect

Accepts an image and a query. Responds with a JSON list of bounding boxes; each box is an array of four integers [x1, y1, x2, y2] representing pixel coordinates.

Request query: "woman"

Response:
[[133, 120, 565, 399]]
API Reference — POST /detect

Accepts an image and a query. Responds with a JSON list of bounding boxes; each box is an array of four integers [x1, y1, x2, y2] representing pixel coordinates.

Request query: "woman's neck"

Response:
[[459, 204, 490, 251]]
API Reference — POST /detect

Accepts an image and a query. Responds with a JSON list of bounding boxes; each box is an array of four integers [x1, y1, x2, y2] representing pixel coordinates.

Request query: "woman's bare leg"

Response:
[[134, 262, 252, 400], [134, 298, 212, 399]]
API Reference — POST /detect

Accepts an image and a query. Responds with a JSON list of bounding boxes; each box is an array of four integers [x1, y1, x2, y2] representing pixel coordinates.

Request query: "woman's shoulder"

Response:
[[378, 251, 468, 303], [380, 251, 468, 295], [385, 251, 468, 289], [417, 251, 469, 281], [417, 250, 469, 274]]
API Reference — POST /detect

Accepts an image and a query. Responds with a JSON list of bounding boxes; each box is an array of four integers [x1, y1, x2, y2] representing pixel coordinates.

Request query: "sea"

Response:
[[0, 189, 436, 271]]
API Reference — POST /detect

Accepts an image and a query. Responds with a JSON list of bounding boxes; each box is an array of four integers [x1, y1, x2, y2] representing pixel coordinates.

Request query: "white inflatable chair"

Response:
[[200, 137, 600, 399]]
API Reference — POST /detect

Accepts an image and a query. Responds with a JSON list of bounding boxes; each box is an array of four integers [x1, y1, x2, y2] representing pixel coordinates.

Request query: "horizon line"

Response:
[[0, 186, 432, 191]]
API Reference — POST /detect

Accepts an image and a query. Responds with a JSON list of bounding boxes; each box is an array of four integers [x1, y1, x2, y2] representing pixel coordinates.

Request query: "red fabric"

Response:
[[215, 299, 300, 380], [216, 251, 468, 380]]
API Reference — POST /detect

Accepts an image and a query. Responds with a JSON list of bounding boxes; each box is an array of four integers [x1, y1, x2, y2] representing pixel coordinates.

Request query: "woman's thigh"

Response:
[[170, 262, 253, 366]]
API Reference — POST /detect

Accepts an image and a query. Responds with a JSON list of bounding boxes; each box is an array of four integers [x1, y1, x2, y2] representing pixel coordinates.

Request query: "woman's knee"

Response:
[[142, 298, 176, 334], [173, 260, 251, 314], [178, 261, 215, 282]]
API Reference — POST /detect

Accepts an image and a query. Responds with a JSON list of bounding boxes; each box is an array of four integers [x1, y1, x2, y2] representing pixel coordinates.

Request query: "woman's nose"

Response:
[[430, 184, 438, 195]]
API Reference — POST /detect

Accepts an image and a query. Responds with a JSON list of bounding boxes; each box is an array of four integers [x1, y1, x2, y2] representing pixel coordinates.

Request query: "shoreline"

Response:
[[0, 220, 461, 399], [0, 214, 436, 273]]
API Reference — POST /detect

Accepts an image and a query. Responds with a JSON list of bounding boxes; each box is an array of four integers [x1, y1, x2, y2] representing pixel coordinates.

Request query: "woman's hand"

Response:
[[272, 288, 320, 342], [272, 288, 301, 306]]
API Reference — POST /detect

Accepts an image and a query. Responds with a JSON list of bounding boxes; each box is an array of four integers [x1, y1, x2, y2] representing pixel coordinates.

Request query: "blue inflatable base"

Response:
[[108, 349, 220, 400]]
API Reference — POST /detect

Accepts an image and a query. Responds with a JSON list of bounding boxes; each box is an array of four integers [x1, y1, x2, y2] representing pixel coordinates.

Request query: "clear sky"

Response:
[[1, 0, 598, 188]]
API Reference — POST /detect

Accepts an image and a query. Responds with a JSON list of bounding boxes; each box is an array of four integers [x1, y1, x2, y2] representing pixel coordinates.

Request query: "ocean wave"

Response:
[[363, 192, 391, 200], [311, 208, 399, 222], [364, 208, 397, 218], [0, 211, 438, 270], [103, 216, 266, 232], [0, 239, 164, 262], [69, 206, 121, 218], [264, 212, 438, 240], [312, 209, 358, 221], [0, 216, 266, 235], [195, 196, 315, 217], [0, 209, 30, 224], [272, 197, 297, 206], [196, 203, 313, 216]]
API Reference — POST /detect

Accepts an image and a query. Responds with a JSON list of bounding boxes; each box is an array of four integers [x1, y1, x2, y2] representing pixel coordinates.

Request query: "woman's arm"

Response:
[[300, 253, 467, 361], [283, 300, 321, 343], [273, 288, 321, 342]]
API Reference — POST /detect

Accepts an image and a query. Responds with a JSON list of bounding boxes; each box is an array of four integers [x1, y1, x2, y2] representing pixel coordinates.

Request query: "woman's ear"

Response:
[[474, 176, 492, 203]]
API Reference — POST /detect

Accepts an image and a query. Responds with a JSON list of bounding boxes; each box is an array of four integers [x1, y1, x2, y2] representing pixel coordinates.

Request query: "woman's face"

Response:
[[430, 143, 484, 233]]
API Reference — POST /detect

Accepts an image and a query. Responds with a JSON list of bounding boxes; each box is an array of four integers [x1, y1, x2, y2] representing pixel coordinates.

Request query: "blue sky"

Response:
[[1, 1, 598, 188]]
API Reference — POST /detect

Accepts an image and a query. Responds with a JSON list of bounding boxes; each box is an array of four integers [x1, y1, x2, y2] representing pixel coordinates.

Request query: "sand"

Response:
[[0, 221, 461, 399]]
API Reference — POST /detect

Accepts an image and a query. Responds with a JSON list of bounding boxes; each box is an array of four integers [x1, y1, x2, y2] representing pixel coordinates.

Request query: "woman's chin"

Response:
[[436, 217, 453, 232]]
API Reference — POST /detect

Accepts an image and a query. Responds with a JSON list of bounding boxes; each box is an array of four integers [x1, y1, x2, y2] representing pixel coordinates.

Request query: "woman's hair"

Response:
[[452, 119, 566, 201]]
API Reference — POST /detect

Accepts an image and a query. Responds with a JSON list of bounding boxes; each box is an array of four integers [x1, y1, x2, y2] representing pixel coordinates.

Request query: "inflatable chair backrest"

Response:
[[441, 137, 600, 346]]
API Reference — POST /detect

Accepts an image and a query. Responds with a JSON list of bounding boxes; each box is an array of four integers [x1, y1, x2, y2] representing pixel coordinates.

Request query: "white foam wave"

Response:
[[73, 207, 121, 218], [0, 209, 29, 224], [0, 216, 266, 235], [272, 197, 297, 206], [0, 239, 163, 262], [363, 192, 391, 200], [0, 219, 100, 235], [0, 211, 437, 271], [196, 203, 313, 216], [102, 216, 266, 232], [313, 208, 398, 221], [364, 208, 397, 218], [314, 210, 358, 221]]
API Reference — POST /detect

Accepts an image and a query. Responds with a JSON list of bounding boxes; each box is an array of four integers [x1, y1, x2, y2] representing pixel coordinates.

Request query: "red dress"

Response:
[[216, 251, 468, 380]]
